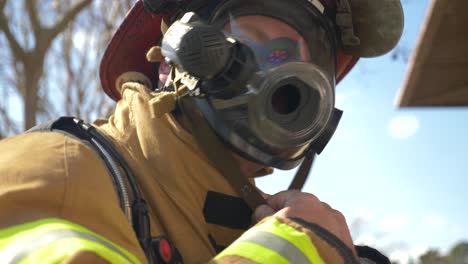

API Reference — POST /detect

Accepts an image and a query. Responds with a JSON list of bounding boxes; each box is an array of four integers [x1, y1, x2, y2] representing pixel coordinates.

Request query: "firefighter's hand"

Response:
[[252, 190, 355, 254]]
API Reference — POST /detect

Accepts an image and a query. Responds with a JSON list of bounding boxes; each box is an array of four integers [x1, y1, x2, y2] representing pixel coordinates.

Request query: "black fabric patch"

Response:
[[208, 234, 227, 254], [203, 191, 252, 229]]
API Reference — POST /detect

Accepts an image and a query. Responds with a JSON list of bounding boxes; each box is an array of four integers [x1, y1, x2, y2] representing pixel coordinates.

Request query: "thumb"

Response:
[[266, 190, 300, 210], [257, 189, 271, 200], [252, 204, 276, 224]]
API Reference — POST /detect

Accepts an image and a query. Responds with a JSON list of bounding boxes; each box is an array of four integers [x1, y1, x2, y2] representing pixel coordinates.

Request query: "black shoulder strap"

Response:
[[356, 245, 391, 264], [28, 117, 182, 264]]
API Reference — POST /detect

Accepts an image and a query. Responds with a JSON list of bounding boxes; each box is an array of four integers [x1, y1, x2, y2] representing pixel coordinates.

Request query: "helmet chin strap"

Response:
[[288, 152, 315, 190]]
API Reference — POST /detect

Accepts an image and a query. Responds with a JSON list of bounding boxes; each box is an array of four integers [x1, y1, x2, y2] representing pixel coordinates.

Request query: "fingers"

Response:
[[252, 204, 276, 223], [257, 189, 271, 200], [252, 190, 320, 223], [265, 190, 318, 211], [253, 190, 356, 254]]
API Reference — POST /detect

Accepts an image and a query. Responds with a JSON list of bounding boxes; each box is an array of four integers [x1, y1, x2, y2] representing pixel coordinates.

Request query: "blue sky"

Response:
[[257, 0, 468, 262]]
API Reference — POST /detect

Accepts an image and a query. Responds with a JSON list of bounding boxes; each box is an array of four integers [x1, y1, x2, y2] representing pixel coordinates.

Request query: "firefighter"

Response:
[[0, 0, 403, 263]]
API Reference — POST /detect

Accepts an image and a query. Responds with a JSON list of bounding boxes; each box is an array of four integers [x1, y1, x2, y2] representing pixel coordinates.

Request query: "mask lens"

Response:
[[204, 8, 338, 168], [223, 16, 310, 69]]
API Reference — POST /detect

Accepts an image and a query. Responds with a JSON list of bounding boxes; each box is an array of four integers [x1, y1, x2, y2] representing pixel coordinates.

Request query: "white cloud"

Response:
[[353, 207, 375, 222], [389, 249, 411, 263], [422, 214, 446, 229], [348, 208, 377, 240], [389, 246, 428, 264], [354, 232, 377, 246], [335, 89, 360, 111], [335, 91, 346, 107], [449, 224, 464, 236], [424, 215, 444, 226], [349, 211, 465, 263], [388, 115, 420, 139], [379, 215, 411, 231]]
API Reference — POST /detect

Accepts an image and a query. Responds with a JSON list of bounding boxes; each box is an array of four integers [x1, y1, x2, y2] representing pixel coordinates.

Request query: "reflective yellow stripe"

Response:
[[214, 217, 324, 264], [0, 218, 141, 264], [256, 217, 325, 263], [235, 230, 312, 263], [217, 241, 290, 264]]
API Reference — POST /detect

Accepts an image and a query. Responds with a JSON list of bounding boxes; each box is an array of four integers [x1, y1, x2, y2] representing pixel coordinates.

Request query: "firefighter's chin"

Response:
[[230, 151, 269, 178], [158, 59, 171, 88]]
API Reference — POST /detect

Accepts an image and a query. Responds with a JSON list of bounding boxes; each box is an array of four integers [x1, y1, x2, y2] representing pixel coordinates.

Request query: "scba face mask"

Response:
[[162, 0, 343, 169]]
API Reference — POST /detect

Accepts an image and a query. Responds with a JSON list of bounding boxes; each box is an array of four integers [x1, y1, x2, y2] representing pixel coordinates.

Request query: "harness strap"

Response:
[[288, 154, 315, 190]]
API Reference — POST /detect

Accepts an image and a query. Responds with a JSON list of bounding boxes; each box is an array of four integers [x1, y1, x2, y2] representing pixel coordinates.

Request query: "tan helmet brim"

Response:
[[343, 0, 404, 57]]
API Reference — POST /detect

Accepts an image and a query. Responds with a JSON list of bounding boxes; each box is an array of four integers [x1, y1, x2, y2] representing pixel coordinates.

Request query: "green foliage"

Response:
[[447, 242, 468, 264], [419, 249, 447, 264], [417, 241, 468, 264]]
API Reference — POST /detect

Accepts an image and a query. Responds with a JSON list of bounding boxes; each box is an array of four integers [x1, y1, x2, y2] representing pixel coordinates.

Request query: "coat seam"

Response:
[[60, 136, 71, 218]]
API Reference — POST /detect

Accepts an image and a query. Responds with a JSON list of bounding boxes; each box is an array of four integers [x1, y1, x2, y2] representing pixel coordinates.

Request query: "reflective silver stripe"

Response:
[[2, 229, 135, 264], [236, 231, 312, 264], [360, 258, 377, 264], [308, 0, 325, 13]]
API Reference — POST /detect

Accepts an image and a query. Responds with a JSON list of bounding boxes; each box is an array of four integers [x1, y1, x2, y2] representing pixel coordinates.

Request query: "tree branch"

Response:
[[48, 0, 92, 40], [0, 2, 26, 62], [25, 1, 41, 38]]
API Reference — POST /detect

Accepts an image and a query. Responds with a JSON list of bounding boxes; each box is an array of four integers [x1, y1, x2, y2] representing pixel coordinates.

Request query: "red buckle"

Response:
[[158, 238, 172, 263], [152, 236, 183, 264]]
